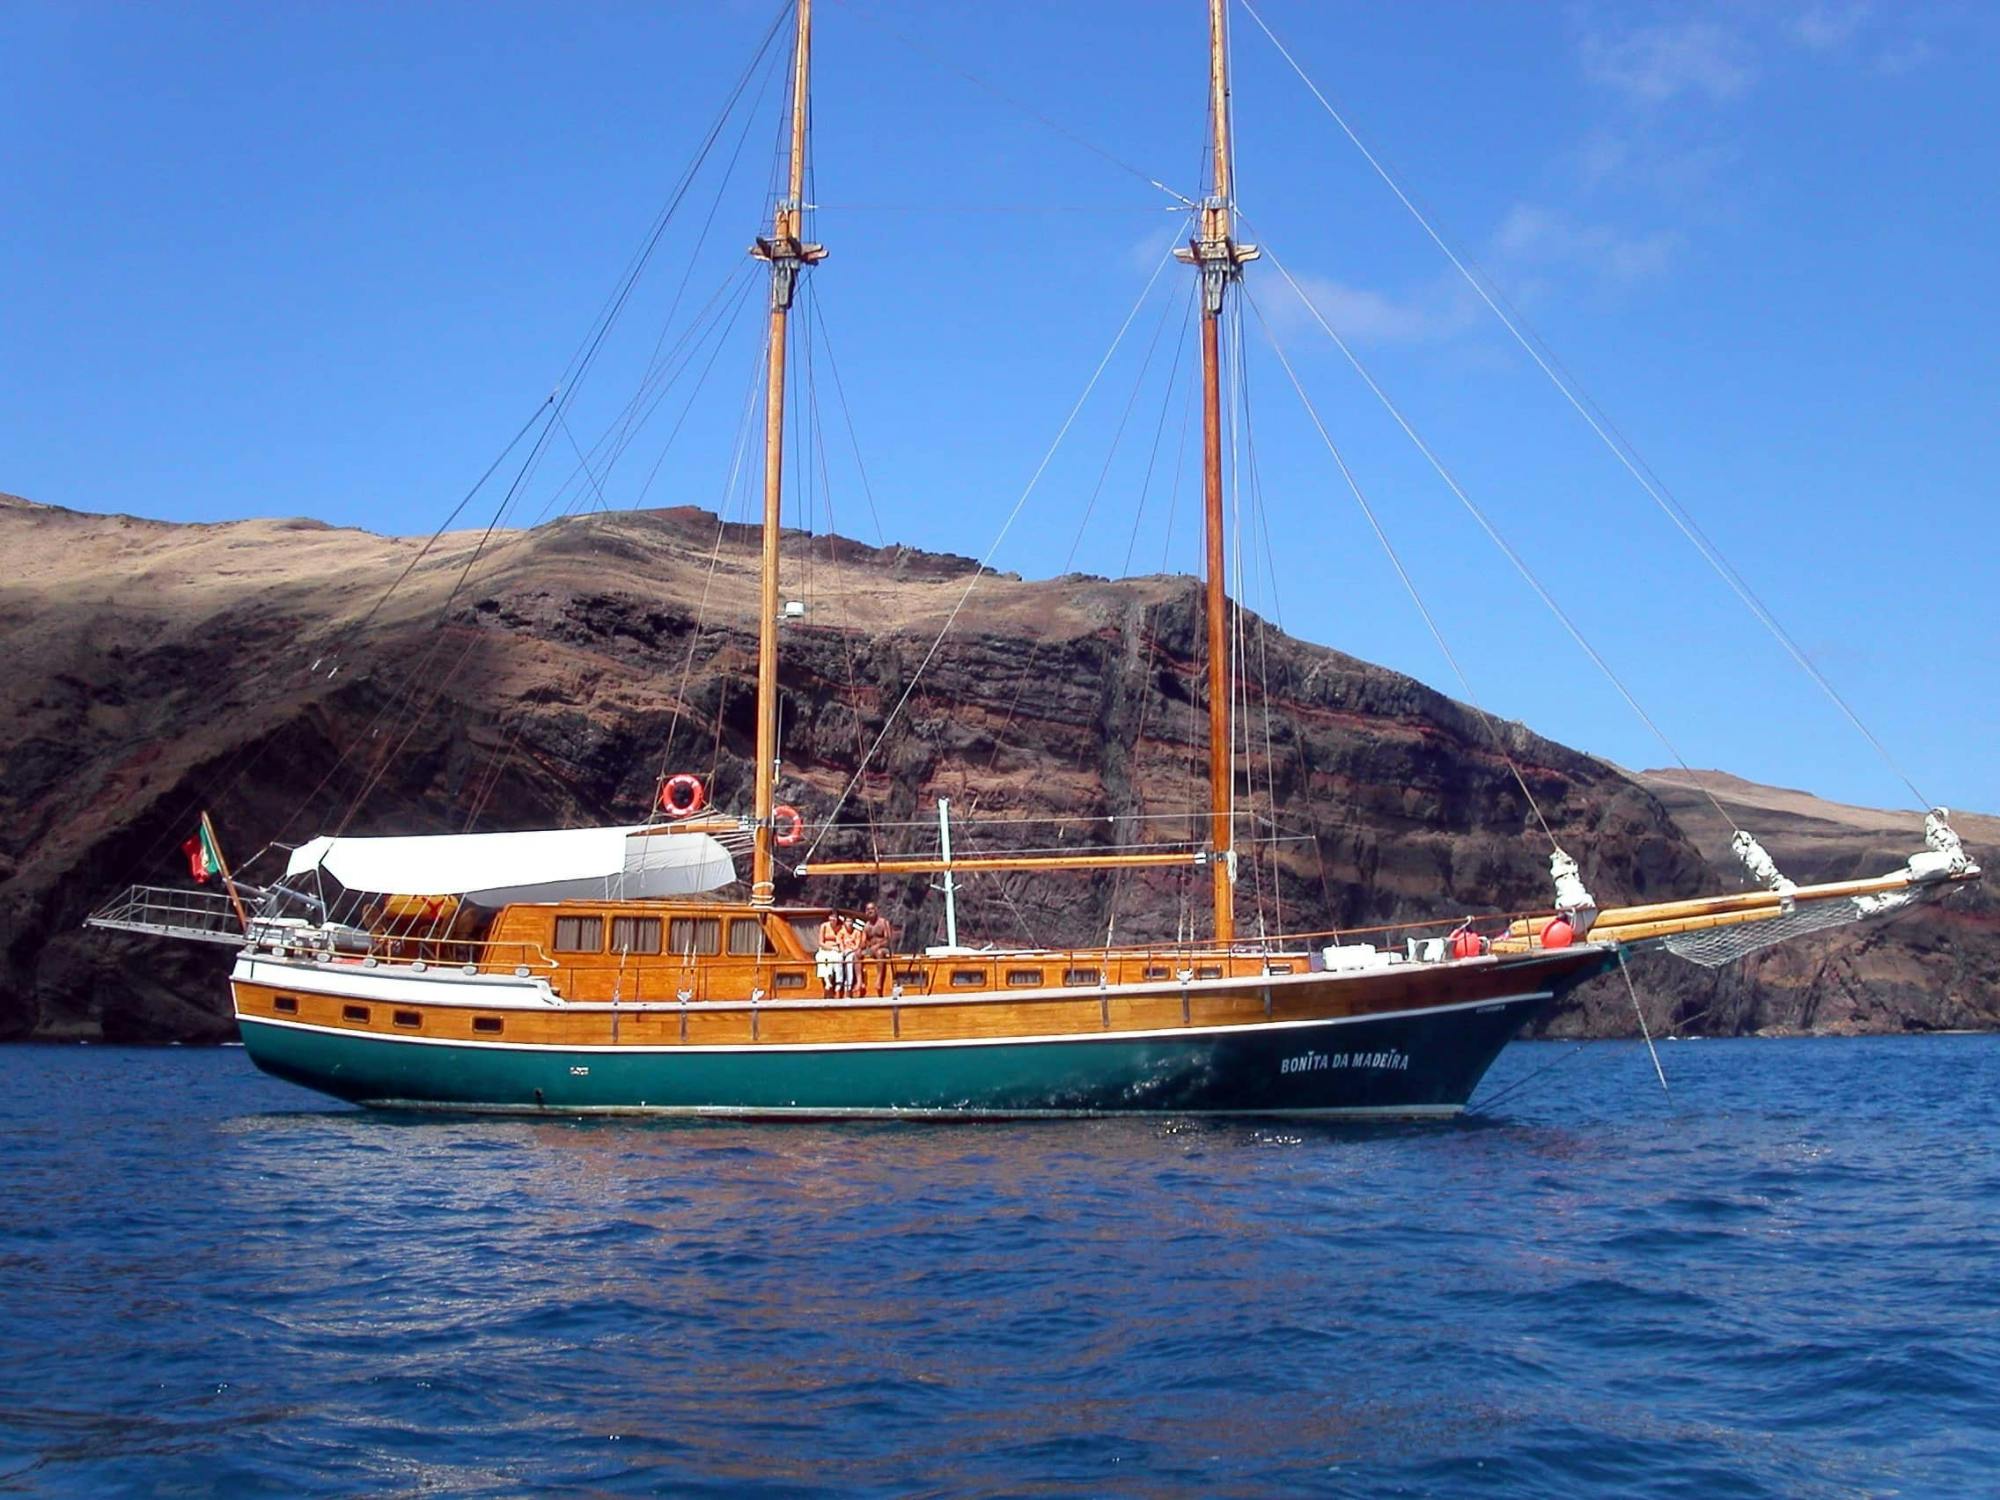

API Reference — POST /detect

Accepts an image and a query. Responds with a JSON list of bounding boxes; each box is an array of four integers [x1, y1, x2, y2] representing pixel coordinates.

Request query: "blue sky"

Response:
[[5, 1, 1995, 818]]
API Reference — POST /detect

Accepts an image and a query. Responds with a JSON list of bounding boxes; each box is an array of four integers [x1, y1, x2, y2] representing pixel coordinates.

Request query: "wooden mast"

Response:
[[749, 0, 825, 906], [1176, 0, 1257, 945]]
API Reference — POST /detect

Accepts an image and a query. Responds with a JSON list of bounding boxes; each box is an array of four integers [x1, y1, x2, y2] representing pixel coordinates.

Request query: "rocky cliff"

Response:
[[1, 491, 1989, 1042]]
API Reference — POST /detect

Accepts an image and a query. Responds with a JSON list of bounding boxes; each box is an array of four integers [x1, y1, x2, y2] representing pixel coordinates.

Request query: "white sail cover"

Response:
[[283, 825, 737, 905]]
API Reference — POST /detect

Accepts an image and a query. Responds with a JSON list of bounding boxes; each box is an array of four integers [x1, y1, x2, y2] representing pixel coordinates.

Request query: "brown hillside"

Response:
[[0, 491, 1986, 1041]]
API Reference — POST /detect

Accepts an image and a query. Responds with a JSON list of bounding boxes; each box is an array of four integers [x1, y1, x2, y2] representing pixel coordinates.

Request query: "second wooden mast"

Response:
[[1176, 0, 1257, 944], [749, 0, 825, 906]]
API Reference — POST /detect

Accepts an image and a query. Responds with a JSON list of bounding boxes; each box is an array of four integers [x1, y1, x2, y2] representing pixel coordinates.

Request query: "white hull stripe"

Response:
[[237, 990, 1552, 1055]]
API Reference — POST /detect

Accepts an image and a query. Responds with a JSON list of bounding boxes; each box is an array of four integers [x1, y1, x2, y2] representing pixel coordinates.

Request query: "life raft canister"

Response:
[[659, 773, 707, 819], [1540, 915, 1575, 950], [772, 804, 805, 847]]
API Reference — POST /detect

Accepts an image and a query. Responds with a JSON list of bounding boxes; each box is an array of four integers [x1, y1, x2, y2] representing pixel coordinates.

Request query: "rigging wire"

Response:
[[1236, 0, 1932, 814], [1246, 225, 1737, 835], [631, 272, 763, 507], [1120, 282, 1199, 578], [798, 241, 1184, 860], [656, 323, 773, 785], [270, 7, 798, 845], [799, 285, 888, 858], [1232, 314, 1288, 939], [337, 394, 555, 652], [981, 249, 1191, 787], [805, 295, 888, 547], [1241, 286, 1561, 848]]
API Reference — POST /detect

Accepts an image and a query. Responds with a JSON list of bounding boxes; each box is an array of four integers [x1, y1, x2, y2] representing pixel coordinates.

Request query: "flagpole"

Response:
[[202, 810, 251, 935]]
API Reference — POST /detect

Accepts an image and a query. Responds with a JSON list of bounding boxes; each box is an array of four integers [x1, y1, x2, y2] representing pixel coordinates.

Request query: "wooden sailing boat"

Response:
[[89, 0, 1980, 1117]]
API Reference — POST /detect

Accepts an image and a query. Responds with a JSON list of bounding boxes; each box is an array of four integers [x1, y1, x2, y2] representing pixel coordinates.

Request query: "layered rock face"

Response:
[[1, 492, 1988, 1042]]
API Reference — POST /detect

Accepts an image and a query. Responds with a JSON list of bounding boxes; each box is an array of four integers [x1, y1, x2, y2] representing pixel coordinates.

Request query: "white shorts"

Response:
[[815, 948, 842, 983]]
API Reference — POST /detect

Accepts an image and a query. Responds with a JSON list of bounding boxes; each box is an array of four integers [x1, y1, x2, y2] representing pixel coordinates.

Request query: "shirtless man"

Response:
[[861, 901, 894, 999]]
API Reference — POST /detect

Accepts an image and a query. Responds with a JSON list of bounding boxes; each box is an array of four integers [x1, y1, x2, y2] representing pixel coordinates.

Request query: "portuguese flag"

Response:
[[181, 821, 223, 885]]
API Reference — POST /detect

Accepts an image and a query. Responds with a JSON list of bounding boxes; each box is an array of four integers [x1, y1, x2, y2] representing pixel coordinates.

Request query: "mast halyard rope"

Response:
[[799, 240, 1188, 862], [1236, 0, 1933, 814]]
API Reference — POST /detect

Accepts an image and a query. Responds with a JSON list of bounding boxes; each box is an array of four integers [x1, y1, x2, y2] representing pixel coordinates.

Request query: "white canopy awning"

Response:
[[283, 825, 737, 905]]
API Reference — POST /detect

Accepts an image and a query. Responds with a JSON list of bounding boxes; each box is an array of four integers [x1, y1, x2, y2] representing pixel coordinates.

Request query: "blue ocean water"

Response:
[[0, 1037, 1995, 1498]]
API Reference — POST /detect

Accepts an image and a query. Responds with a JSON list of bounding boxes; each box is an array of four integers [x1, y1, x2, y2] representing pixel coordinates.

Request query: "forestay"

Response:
[[283, 826, 737, 905]]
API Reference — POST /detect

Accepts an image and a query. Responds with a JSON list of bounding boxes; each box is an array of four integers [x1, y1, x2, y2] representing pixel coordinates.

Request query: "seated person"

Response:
[[815, 912, 846, 996]]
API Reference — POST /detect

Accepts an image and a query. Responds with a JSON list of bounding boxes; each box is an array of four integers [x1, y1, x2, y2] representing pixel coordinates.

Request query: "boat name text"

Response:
[[1280, 1048, 1410, 1075]]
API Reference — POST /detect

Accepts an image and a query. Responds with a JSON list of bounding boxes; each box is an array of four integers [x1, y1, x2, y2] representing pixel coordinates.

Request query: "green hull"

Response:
[[238, 986, 1575, 1118]]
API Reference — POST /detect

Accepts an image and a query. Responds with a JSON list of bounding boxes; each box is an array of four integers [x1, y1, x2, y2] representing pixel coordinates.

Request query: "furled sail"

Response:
[[282, 825, 737, 905]]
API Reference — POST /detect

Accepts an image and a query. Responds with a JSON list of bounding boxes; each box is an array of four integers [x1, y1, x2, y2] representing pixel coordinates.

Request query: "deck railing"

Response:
[[86, 884, 261, 947]]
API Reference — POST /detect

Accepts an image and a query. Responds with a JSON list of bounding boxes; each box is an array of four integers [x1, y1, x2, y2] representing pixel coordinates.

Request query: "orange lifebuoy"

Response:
[[659, 773, 707, 819], [772, 804, 805, 847], [1540, 916, 1575, 950]]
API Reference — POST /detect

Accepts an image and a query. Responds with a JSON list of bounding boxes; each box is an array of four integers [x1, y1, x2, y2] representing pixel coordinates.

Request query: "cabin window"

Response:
[[610, 916, 663, 955], [342, 1004, 370, 1023], [472, 1016, 504, 1035], [273, 995, 298, 1014], [667, 917, 721, 957], [950, 969, 986, 988], [1006, 968, 1042, 987], [894, 969, 925, 987], [1062, 967, 1101, 986], [727, 919, 767, 956], [554, 916, 604, 953], [1195, 965, 1223, 980], [1267, 963, 1294, 975], [773, 970, 806, 990], [393, 1010, 422, 1029], [1143, 966, 1171, 981]]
